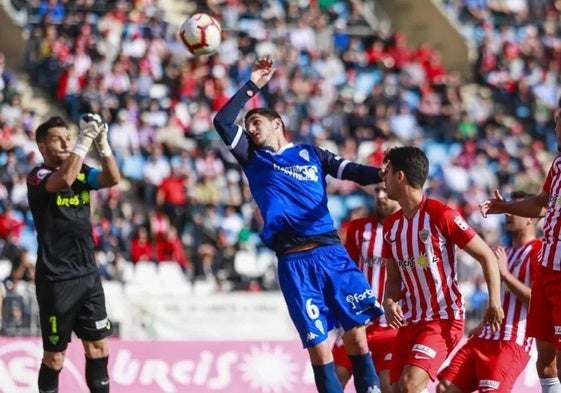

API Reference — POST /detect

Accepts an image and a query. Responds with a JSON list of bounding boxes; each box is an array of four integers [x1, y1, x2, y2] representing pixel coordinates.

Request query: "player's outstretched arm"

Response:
[[480, 189, 548, 218]]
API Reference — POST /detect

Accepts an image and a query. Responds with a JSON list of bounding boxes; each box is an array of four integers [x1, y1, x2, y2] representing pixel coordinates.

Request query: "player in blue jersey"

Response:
[[213, 57, 384, 393]]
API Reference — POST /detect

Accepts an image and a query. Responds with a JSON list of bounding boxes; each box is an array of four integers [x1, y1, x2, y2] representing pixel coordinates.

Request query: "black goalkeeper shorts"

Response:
[[35, 273, 113, 352]]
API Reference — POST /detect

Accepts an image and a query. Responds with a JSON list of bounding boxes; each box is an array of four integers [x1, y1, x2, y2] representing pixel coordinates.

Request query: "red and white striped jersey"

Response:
[[344, 216, 388, 327], [541, 154, 561, 271], [477, 239, 540, 353], [382, 197, 476, 325]]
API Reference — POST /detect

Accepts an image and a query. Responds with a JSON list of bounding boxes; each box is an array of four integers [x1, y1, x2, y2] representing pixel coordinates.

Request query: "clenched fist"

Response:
[[73, 113, 105, 158], [79, 113, 103, 130], [94, 121, 113, 158]]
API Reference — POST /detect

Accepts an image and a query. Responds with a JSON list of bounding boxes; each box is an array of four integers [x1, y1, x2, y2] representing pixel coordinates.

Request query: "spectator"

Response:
[[0, 204, 24, 241], [104, 251, 128, 283], [156, 161, 189, 232], [129, 226, 153, 264], [0, 149, 27, 196], [37, 0, 66, 24], [0, 0, 557, 315], [142, 143, 170, 206], [108, 109, 140, 167], [155, 226, 191, 274], [1, 93, 24, 128]]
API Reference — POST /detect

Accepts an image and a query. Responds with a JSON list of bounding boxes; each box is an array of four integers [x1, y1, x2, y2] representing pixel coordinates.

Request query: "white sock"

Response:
[[419, 389, 429, 393], [540, 378, 561, 393]]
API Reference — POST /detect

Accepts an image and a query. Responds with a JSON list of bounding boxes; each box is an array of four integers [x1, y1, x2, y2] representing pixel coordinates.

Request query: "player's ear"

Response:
[[37, 140, 47, 155]]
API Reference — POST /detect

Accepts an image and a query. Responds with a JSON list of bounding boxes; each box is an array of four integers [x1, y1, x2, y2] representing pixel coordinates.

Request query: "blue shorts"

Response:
[[277, 244, 384, 348]]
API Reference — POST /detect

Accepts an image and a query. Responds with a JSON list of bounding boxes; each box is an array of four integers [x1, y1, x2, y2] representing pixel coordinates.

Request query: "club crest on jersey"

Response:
[[299, 149, 310, 162], [419, 229, 430, 243]]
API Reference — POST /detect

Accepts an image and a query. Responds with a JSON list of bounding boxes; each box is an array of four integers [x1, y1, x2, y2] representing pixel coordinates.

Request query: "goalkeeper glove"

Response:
[[73, 113, 103, 158], [94, 122, 112, 157]]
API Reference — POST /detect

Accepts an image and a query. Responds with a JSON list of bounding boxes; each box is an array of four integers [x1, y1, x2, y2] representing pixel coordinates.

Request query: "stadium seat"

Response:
[[120, 259, 136, 283], [234, 249, 272, 279], [0, 259, 12, 281], [149, 84, 169, 100], [357, 140, 376, 164], [192, 277, 217, 296], [256, 251, 276, 276], [131, 261, 158, 286], [157, 262, 191, 294], [102, 280, 126, 322], [124, 261, 160, 297]]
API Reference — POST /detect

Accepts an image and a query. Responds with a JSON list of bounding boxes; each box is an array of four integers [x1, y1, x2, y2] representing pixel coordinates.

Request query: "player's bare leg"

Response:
[[378, 369, 391, 393], [395, 364, 430, 393], [436, 378, 463, 393]]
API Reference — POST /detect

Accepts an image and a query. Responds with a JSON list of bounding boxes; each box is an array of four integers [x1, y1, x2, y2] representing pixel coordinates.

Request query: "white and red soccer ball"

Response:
[[178, 13, 222, 56]]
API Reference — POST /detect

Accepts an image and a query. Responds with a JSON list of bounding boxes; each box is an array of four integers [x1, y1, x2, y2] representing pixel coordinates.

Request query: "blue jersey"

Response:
[[213, 81, 382, 253]]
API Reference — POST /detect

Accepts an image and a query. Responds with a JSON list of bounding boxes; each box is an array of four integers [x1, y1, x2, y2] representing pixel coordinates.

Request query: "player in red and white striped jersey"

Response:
[[480, 105, 561, 393], [381, 146, 503, 393], [438, 190, 541, 393], [332, 183, 400, 393]]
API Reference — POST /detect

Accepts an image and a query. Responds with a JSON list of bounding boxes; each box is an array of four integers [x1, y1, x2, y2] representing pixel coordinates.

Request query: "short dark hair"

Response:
[[383, 146, 429, 189], [244, 108, 285, 131], [35, 116, 69, 143]]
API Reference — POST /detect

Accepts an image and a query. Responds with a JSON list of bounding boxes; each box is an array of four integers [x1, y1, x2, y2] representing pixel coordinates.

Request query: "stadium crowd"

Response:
[[1, 0, 560, 335]]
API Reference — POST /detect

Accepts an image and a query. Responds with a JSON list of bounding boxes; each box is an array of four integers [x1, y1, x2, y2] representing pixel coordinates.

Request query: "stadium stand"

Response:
[[0, 0, 557, 339]]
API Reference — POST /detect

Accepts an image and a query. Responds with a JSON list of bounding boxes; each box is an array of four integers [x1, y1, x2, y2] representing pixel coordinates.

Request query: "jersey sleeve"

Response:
[[26, 167, 52, 193], [213, 81, 260, 165], [313, 146, 382, 185], [437, 206, 477, 249]]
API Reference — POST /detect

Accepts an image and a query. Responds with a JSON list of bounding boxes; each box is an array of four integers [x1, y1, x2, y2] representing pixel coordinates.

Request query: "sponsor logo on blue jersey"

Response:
[[272, 163, 319, 181]]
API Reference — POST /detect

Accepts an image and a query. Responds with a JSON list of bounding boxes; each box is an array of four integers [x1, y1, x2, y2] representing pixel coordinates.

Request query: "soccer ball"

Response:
[[178, 13, 222, 56]]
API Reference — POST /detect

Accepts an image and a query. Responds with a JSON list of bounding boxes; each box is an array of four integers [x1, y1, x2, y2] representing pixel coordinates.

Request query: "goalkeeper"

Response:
[[27, 114, 120, 393]]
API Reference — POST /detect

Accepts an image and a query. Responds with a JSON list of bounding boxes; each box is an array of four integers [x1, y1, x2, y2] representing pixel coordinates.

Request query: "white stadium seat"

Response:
[[131, 261, 158, 286], [157, 262, 191, 294], [0, 259, 12, 281]]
